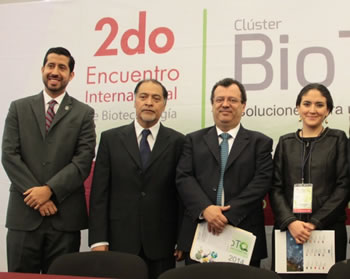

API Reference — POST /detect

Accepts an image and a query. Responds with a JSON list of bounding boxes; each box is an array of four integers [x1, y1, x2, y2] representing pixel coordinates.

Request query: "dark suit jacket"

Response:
[[176, 125, 273, 261], [2, 92, 96, 232], [88, 122, 185, 260]]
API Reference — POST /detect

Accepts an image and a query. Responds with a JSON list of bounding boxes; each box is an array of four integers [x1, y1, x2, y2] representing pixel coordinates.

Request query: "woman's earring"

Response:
[[299, 117, 302, 122], [325, 118, 328, 124]]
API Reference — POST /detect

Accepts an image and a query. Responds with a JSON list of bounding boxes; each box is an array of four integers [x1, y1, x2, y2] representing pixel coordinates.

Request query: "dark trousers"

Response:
[[138, 247, 175, 279], [184, 252, 261, 267], [7, 217, 80, 273]]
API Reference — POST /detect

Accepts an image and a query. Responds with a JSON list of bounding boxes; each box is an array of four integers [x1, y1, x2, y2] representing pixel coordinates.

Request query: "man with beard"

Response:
[[2, 47, 96, 273]]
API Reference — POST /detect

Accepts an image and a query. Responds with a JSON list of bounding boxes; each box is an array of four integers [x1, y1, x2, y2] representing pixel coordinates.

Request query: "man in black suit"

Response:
[[176, 78, 273, 267], [88, 79, 185, 279], [2, 47, 96, 273]]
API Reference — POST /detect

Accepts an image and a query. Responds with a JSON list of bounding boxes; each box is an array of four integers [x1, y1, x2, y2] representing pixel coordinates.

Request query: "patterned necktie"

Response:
[[216, 133, 231, 205], [140, 129, 151, 168], [45, 100, 57, 133]]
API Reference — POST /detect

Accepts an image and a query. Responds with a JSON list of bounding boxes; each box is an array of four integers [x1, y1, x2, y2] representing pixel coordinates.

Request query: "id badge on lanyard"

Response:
[[293, 183, 313, 213]]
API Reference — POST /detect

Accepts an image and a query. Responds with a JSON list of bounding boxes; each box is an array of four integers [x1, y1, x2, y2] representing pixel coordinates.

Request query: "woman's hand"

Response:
[[287, 220, 313, 244]]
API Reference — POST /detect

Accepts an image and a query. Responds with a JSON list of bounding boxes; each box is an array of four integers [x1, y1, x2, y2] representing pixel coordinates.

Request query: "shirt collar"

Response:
[[134, 120, 161, 139], [43, 90, 66, 107], [216, 123, 240, 139]]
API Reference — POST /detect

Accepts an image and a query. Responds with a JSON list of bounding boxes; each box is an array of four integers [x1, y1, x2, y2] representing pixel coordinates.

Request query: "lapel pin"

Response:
[[65, 106, 70, 111]]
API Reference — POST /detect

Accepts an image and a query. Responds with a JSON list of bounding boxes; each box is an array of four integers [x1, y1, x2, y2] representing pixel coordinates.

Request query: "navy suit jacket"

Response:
[[176, 125, 273, 261]]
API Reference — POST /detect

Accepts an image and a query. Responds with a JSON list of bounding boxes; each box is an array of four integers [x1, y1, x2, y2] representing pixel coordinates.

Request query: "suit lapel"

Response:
[[146, 124, 170, 170], [121, 122, 143, 169], [30, 92, 46, 140], [204, 126, 220, 165], [226, 125, 249, 170], [48, 93, 73, 133]]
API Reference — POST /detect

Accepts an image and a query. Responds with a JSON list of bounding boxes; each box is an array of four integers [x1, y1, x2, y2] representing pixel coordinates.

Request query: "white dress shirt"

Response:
[[43, 90, 66, 113]]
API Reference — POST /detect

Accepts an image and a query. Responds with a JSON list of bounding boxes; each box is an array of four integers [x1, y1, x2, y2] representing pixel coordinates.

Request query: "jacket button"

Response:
[[212, 188, 217, 192], [141, 192, 146, 197]]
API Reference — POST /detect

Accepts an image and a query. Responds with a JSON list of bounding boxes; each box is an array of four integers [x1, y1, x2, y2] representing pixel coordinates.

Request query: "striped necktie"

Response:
[[45, 100, 57, 133], [216, 133, 231, 205]]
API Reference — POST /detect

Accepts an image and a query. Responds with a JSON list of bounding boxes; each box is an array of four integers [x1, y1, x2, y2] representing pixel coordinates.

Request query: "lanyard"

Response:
[[300, 140, 315, 183]]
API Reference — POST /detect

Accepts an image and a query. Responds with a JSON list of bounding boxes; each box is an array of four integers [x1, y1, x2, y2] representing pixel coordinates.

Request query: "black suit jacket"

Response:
[[2, 92, 96, 231], [176, 125, 273, 261], [88, 122, 185, 260]]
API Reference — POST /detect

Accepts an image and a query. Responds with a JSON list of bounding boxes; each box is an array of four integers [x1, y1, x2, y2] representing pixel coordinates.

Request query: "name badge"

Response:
[[293, 183, 313, 213]]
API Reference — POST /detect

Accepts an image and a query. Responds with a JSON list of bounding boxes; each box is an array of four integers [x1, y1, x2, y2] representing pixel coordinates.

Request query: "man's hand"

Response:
[[38, 200, 58, 217], [288, 220, 313, 244], [23, 185, 52, 210], [203, 205, 230, 235], [174, 249, 184, 261], [91, 245, 109, 251]]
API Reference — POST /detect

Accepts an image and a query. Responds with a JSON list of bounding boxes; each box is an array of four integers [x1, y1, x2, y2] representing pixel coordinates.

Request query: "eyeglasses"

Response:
[[214, 97, 241, 105]]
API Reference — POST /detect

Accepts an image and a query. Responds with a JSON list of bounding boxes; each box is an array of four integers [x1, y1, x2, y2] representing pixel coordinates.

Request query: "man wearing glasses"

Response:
[[176, 77, 273, 267]]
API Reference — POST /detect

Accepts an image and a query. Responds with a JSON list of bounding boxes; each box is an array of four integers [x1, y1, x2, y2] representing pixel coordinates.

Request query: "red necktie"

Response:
[[45, 100, 57, 133]]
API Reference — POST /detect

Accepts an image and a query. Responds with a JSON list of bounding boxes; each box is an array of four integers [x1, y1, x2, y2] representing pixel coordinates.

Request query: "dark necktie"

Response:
[[140, 129, 151, 168], [45, 100, 57, 133], [216, 133, 231, 205]]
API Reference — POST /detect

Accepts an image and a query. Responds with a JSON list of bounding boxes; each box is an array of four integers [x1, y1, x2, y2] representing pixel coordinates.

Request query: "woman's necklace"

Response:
[[301, 127, 324, 147], [301, 126, 324, 138]]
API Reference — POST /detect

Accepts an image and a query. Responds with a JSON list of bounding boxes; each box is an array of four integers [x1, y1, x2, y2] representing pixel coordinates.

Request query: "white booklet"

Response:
[[190, 222, 256, 265], [275, 230, 335, 274]]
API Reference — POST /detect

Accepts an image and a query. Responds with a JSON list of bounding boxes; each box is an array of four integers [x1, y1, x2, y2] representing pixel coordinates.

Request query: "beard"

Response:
[[42, 76, 68, 96]]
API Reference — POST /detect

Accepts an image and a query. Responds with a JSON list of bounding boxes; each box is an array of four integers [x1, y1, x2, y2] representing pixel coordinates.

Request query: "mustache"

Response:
[[48, 75, 60, 79]]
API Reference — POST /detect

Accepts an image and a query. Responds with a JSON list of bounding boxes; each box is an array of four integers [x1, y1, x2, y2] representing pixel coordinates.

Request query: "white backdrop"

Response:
[[1, 0, 350, 271]]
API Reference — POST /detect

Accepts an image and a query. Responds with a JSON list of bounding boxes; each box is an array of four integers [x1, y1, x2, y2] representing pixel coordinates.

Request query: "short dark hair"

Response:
[[210, 78, 247, 104], [43, 47, 75, 72], [134, 79, 168, 101], [296, 83, 334, 113]]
